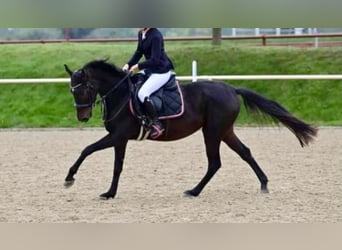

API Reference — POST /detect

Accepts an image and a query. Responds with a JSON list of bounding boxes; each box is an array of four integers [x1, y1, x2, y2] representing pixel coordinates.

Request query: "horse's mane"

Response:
[[83, 59, 126, 77]]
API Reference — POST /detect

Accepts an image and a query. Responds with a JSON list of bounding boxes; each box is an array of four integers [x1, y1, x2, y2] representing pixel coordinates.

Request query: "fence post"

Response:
[[262, 35, 267, 46], [314, 28, 319, 48], [192, 60, 197, 82], [64, 28, 70, 41]]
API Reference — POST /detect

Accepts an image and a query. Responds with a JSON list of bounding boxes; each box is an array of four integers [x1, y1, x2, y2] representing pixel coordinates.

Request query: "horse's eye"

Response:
[[85, 80, 93, 87]]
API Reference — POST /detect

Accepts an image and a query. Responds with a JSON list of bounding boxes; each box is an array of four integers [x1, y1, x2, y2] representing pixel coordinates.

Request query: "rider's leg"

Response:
[[138, 71, 171, 138], [137, 71, 172, 102], [143, 97, 164, 139]]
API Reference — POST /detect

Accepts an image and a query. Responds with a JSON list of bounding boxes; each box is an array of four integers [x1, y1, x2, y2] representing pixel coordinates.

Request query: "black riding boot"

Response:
[[143, 97, 164, 139]]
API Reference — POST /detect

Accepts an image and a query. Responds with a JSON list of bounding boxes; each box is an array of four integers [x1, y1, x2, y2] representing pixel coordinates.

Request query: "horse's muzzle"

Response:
[[77, 108, 92, 122], [79, 117, 89, 122]]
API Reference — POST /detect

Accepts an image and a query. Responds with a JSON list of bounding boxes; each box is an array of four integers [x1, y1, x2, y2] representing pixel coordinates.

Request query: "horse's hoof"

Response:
[[261, 188, 269, 194], [99, 193, 115, 200], [183, 190, 199, 197], [64, 179, 75, 188]]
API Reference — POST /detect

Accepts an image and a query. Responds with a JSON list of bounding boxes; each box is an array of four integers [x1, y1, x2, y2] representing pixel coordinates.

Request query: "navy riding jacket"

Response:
[[127, 28, 174, 74]]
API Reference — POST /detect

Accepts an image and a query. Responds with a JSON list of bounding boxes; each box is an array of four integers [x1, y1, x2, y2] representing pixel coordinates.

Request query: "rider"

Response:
[[122, 28, 175, 139]]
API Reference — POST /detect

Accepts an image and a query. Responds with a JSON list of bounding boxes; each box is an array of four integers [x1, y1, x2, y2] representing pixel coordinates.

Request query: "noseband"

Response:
[[70, 82, 96, 109]]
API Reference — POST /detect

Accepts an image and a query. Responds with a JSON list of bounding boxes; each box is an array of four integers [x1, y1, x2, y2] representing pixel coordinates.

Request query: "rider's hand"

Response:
[[130, 64, 139, 72], [122, 64, 129, 72]]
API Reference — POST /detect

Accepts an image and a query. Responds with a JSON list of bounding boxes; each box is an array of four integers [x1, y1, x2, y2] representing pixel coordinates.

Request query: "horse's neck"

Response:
[[100, 76, 129, 105], [98, 75, 131, 123], [98, 75, 126, 97]]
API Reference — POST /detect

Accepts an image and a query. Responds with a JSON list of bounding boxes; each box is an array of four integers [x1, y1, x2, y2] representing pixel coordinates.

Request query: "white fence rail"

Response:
[[1, 75, 342, 84]]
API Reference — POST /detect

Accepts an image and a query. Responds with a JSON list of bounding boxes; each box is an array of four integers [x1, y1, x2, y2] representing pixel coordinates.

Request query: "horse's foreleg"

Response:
[[223, 132, 269, 193], [64, 133, 116, 188], [99, 142, 128, 200]]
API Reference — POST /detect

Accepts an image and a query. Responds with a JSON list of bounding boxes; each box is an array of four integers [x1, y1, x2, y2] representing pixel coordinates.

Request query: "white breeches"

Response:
[[138, 71, 172, 102]]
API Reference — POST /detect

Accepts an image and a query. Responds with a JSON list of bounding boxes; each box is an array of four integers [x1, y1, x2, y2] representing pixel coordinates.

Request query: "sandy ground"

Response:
[[0, 127, 341, 223]]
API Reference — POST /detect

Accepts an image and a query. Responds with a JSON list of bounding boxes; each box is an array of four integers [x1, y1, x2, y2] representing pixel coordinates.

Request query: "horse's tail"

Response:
[[235, 88, 318, 147]]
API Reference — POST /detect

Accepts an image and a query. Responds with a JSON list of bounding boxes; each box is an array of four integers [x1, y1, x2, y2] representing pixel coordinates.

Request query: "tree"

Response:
[[212, 28, 222, 45]]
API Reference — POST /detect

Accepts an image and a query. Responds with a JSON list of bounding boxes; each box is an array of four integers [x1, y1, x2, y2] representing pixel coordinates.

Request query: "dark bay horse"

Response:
[[64, 59, 317, 200]]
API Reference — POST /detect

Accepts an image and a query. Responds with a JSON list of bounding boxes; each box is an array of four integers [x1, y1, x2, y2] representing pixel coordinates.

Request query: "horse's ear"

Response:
[[64, 64, 73, 76]]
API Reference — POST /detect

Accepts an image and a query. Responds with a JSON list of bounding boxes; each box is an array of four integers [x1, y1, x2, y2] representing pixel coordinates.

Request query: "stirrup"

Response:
[[150, 123, 164, 139]]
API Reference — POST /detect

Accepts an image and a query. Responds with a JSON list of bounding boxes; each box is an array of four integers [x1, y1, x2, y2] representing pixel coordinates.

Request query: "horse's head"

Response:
[[64, 64, 98, 122], [65, 59, 130, 122]]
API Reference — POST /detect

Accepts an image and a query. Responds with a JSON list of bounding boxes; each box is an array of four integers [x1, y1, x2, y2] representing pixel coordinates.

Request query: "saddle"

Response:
[[129, 72, 184, 121]]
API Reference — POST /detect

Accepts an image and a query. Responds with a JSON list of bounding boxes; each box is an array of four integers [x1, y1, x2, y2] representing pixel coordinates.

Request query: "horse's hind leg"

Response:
[[184, 132, 222, 197], [223, 131, 269, 193]]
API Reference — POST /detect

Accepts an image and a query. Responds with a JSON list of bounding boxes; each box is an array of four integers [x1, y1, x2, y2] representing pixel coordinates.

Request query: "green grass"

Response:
[[0, 42, 342, 128]]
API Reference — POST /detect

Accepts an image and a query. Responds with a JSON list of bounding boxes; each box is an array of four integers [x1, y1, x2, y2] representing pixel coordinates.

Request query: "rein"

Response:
[[98, 72, 133, 123], [100, 72, 131, 101]]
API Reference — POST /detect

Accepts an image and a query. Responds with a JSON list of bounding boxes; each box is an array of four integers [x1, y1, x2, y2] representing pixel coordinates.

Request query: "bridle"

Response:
[[70, 70, 133, 121], [70, 81, 97, 109]]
